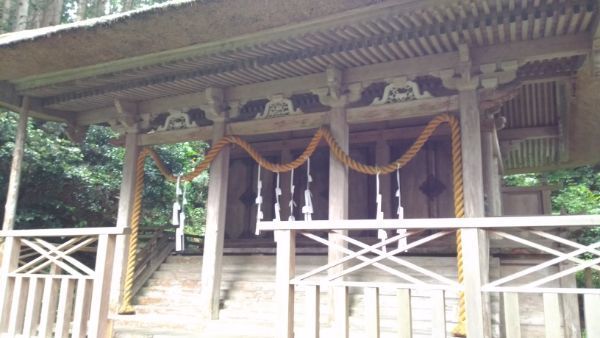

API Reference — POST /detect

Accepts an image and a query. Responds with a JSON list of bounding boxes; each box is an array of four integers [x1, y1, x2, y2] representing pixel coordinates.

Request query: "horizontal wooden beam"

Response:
[[498, 126, 559, 141], [256, 214, 600, 232], [0, 227, 130, 237], [137, 96, 454, 146]]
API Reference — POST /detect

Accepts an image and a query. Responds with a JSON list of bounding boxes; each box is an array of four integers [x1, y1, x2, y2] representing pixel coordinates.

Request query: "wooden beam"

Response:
[[2, 97, 30, 231], [137, 95, 455, 146], [498, 126, 559, 141], [257, 214, 600, 231], [199, 120, 230, 320]]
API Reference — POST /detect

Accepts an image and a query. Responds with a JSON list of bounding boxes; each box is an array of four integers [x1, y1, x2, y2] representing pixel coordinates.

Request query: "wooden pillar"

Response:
[[458, 88, 492, 337], [200, 119, 230, 320], [481, 123, 502, 217], [559, 262, 581, 338], [280, 149, 293, 221], [109, 132, 140, 314], [328, 106, 349, 337], [2, 97, 30, 232]]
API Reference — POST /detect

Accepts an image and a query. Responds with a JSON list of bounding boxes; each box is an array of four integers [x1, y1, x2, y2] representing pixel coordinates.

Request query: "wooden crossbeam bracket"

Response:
[[65, 119, 89, 144], [312, 66, 362, 109], [112, 99, 141, 133]]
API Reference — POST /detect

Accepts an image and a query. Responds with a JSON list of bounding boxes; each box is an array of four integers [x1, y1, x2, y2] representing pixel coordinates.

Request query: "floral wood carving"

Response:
[[156, 110, 197, 131], [372, 80, 432, 105], [255, 94, 302, 119]]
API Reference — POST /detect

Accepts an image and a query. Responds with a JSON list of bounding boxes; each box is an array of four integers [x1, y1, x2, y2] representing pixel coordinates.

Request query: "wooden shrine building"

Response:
[[1, 0, 600, 337]]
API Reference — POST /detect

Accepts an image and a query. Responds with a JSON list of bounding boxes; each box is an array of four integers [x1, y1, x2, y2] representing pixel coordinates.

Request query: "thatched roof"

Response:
[[0, 0, 383, 80], [0, 0, 598, 173]]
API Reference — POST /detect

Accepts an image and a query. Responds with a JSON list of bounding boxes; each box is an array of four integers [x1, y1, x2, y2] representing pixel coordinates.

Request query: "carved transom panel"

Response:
[[372, 80, 432, 105], [256, 95, 302, 119], [156, 110, 197, 132]]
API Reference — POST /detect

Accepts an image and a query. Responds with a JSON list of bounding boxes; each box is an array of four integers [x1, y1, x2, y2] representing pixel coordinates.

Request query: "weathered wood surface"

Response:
[[328, 106, 350, 337], [200, 120, 230, 319], [503, 292, 521, 338], [2, 96, 30, 232], [459, 86, 491, 337], [110, 131, 140, 313]]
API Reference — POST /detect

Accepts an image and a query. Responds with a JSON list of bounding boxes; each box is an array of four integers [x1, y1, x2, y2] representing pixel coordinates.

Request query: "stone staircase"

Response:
[[112, 254, 464, 338]]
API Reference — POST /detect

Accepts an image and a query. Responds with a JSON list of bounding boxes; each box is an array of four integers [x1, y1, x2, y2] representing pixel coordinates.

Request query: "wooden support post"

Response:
[[503, 292, 521, 338], [200, 119, 230, 320], [88, 234, 116, 338], [559, 262, 581, 338], [2, 96, 30, 232], [459, 87, 492, 338], [397, 289, 412, 338], [481, 118, 502, 217], [280, 150, 293, 221], [431, 290, 446, 338], [365, 287, 380, 338], [54, 278, 76, 338], [543, 293, 562, 338], [584, 294, 600, 338], [109, 132, 140, 314], [0, 237, 20, 331], [328, 106, 349, 337], [276, 229, 295, 338], [305, 285, 320, 338]]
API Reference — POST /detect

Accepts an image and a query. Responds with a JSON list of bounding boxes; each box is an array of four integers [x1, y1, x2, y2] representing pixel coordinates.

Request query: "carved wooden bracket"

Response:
[[110, 99, 140, 133], [65, 121, 89, 144], [312, 66, 362, 108]]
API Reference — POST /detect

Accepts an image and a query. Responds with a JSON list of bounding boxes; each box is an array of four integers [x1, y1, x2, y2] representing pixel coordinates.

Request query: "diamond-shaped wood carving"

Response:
[[419, 174, 446, 200]]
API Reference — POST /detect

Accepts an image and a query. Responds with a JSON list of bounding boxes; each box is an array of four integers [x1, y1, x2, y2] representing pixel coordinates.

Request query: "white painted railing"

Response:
[[257, 215, 600, 338], [0, 227, 128, 338]]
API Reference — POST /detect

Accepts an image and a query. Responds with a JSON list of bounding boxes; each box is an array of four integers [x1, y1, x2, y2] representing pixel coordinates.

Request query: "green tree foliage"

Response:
[[504, 166, 600, 287], [1, 0, 210, 235], [0, 110, 209, 235]]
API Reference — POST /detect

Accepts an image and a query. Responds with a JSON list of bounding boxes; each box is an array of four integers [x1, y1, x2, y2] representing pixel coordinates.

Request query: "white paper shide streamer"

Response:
[[288, 169, 296, 221], [396, 166, 408, 251], [302, 158, 313, 221], [375, 173, 388, 251], [274, 173, 282, 221], [172, 175, 187, 252], [255, 165, 264, 235]]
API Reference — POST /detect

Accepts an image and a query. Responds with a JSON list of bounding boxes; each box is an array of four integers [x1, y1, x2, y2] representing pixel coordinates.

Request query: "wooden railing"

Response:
[[0, 227, 128, 338], [133, 226, 174, 296], [257, 215, 600, 338]]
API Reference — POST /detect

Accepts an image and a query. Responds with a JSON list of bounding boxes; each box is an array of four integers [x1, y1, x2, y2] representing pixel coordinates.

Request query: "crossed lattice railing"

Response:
[[0, 227, 127, 338], [257, 215, 600, 338]]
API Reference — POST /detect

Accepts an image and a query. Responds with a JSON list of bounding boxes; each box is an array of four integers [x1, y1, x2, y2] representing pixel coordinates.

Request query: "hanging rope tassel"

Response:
[[396, 166, 408, 251], [302, 158, 314, 221], [255, 165, 264, 235], [288, 169, 296, 221]]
